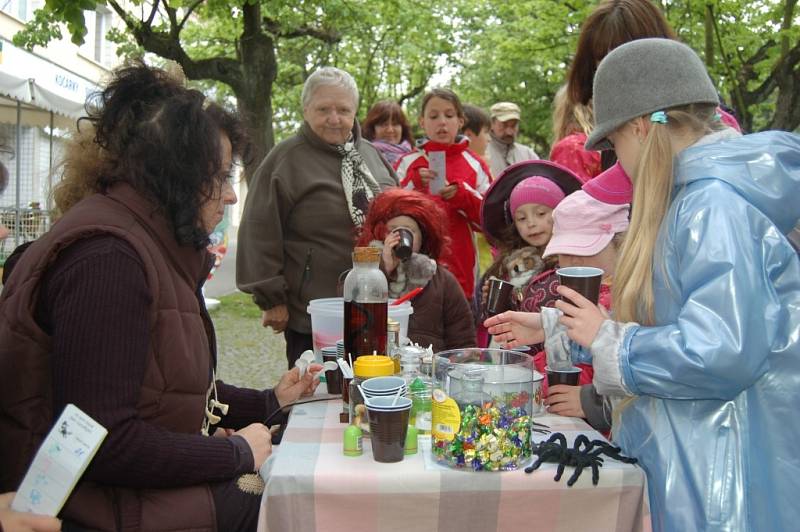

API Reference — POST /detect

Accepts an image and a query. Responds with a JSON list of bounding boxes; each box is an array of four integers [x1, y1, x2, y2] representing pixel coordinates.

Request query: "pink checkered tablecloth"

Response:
[[258, 398, 651, 532]]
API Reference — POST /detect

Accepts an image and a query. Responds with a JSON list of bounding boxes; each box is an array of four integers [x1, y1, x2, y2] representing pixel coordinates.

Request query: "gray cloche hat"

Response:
[[585, 38, 719, 151]]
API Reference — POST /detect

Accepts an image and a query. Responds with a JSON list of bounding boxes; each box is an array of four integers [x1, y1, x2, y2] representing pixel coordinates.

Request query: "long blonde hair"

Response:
[[613, 103, 721, 325], [552, 85, 595, 142]]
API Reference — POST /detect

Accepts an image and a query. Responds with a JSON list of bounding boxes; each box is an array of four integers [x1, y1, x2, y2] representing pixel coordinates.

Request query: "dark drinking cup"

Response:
[[393, 228, 414, 261], [546, 365, 581, 386], [556, 267, 604, 305], [322, 349, 343, 394], [366, 397, 412, 463], [485, 278, 515, 316]]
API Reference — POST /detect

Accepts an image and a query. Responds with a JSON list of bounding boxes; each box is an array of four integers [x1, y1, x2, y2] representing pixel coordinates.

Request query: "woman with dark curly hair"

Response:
[[0, 63, 321, 531]]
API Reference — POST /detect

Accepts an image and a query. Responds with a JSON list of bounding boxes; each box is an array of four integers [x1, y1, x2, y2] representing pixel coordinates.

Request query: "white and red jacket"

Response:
[[394, 137, 491, 299]]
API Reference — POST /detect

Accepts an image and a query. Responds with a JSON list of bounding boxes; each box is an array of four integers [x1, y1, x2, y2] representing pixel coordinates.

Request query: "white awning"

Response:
[[0, 38, 100, 120]]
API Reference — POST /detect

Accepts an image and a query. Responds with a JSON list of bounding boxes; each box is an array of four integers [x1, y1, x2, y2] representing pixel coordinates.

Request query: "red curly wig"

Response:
[[356, 187, 450, 260]]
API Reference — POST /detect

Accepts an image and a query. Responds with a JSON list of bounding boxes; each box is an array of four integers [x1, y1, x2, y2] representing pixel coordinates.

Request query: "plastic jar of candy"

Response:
[[431, 348, 535, 471]]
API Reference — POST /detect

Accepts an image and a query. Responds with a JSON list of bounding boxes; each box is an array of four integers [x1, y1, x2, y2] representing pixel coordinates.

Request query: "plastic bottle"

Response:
[[387, 319, 402, 374], [343, 247, 388, 361], [343, 424, 363, 456]]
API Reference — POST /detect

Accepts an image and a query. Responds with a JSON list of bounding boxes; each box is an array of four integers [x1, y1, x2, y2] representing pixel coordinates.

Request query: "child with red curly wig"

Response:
[[357, 188, 476, 352]]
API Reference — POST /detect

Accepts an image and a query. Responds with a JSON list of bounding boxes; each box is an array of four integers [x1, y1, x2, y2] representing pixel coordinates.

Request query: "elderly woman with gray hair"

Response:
[[238, 67, 397, 368]]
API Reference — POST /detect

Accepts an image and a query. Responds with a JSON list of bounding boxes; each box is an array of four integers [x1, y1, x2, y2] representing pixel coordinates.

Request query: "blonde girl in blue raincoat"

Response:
[[486, 38, 800, 531]]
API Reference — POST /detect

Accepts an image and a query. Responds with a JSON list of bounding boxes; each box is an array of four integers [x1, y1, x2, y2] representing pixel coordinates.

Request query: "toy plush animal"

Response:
[[370, 241, 437, 298], [503, 246, 545, 290]]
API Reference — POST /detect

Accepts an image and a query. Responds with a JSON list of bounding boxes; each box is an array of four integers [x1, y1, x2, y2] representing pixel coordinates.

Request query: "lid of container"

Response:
[[400, 345, 428, 357], [352, 246, 381, 263], [387, 318, 400, 331], [353, 355, 395, 377]]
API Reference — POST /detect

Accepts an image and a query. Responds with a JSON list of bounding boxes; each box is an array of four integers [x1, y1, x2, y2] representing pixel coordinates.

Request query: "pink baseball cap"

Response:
[[509, 176, 566, 214], [543, 190, 630, 257], [581, 162, 632, 205]]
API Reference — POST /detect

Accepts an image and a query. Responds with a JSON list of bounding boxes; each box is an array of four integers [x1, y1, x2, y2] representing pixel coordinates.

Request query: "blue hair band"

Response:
[[650, 111, 668, 124]]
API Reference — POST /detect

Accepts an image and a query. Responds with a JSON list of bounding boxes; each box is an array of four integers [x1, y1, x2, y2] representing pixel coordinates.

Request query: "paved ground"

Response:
[[211, 292, 288, 389], [206, 238, 288, 389], [209, 231, 493, 389]]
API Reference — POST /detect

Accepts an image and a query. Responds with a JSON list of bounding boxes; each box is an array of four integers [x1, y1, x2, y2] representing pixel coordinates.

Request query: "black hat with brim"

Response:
[[480, 159, 583, 245]]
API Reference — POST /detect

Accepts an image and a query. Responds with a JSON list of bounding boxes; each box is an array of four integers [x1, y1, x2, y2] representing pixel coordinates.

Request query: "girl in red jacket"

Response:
[[394, 88, 491, 300], [356, 188, 476, 352]]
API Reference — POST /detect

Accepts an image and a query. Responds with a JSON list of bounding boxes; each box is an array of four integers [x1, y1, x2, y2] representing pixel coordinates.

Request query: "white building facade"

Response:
[[0, 1, 120, 258]]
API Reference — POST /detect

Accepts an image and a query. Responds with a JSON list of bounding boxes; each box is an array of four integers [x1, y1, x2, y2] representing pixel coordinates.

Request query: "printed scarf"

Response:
[[336, 140, 382, 227]]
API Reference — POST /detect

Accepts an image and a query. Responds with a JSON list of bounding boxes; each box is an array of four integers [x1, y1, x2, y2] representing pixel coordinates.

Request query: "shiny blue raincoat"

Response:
[[615, 131, 800, 531]]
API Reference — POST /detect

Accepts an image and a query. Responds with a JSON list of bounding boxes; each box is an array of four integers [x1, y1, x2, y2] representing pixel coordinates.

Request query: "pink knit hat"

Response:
[[509, 176, 566, 214], [543, 190, 629, 257], [480, 160, 583, 246], [581, 162, 632, 205]]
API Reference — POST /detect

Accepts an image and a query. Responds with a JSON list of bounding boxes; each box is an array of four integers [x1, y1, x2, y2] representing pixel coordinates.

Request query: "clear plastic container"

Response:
[[408, 377, 432, 435], [431, 348, 535, 471], [307, 298, 413, 362]]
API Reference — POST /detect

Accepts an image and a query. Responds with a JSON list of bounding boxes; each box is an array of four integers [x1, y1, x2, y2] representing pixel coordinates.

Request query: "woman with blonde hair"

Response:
[[486, 38, 800, 530]]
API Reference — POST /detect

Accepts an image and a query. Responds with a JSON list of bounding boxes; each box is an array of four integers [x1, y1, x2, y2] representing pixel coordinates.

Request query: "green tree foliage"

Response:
[[13, 0, 466, 176], [12, 0, 798, 165], [665, 0, 800, 133], [452, 0, 798, 156], [452, 1, 594, 155]]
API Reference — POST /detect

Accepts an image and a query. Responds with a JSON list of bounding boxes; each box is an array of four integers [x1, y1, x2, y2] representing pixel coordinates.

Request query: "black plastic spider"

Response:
[[524, 432, 637, 486]]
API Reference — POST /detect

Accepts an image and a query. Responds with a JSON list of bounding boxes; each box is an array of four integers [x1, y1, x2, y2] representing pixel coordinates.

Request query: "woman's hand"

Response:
[[233, 423, 272, 470], [545, 384, 585, 418], [0, 492, 62, 532], [381, 231, 401, 274], [554, 286, 608, 348], [484, 311, 544, 348], [274, 364, 321, 408], [261, 305, 288, 334]]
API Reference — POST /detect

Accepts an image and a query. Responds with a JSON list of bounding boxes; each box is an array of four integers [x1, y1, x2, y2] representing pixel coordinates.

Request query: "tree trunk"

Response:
[[235, 1, 278, 182], [768, 44, 800, 131], [704, 4, 714, 67]]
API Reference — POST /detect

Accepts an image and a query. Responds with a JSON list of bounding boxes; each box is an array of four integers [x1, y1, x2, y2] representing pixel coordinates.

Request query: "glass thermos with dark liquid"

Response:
[[343, 247, 388, 361]]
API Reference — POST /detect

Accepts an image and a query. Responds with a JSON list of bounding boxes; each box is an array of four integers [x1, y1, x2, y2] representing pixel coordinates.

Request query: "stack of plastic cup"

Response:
[[365, 396, 412, 462]]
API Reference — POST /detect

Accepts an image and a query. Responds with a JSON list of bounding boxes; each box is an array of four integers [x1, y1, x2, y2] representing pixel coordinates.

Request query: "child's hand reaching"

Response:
[[545, 384, 585, 418], [484, 311, 545, 348], [381, 230, 401, 274]]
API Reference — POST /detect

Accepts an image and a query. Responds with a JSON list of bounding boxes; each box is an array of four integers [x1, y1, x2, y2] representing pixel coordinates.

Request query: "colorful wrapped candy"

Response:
[[432, 399, 532, 471]]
